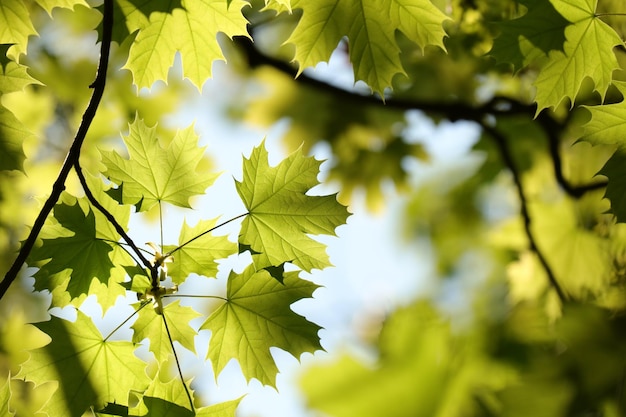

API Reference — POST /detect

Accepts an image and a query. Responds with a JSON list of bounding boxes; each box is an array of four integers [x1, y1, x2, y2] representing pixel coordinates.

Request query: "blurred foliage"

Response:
[[2, 0, 626, 416]]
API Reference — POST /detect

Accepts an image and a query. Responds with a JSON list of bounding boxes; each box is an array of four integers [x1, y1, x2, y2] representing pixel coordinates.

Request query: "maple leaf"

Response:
[[128, 370, 242, 417], [101, 117, 218, 212], [121, 0, 249, 89], [0, 0, 37, 57], [0, 376, 13, 417], [0, 55, 42, 94], [201, 266, 322, 386], [131, 300, 201, 362], [236, 142, 350, 273], [29, 196, 116, 299], [597, 151, 626, 223], [533, 0, 623, 113], [580, 81, 626, 147], [0, 105, 30, 172], [17, 310, 149, 417], [34, 0, 88, 14], [164, 218, 237, 284], [489, 0, 568, 70], [286, 0, 448, 95]]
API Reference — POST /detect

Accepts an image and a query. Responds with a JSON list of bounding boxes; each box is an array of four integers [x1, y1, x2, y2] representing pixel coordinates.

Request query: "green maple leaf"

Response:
[[533, 0, 623, 113], [101, 117, 218, 212], [129, 371, 242, 417], [17, 310, 149, 417], [201, 265, 322, 386], [0, 105, 30, 172], [597, 151, 626, 222], [0, 0, 37, 56], [30, 196, 116, 299], [131, 300, 201, 362], [194, 399, 241, 417], [236, 142, 350, 273], [0, 376, 14, 417], [489, 0, 568, 70], [286, 0, 448, 95], [121, 0, 249, 89], [580, 81, 626, 147], [34, 0, 88, 14], [164, 218, 237, 284], [0, 57, 42, 94], [131, 375, 195, 416]]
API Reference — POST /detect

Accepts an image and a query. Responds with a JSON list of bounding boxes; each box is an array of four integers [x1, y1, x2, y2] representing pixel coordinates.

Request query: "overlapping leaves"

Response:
[[17, 311, 150, 417], [283, 0, 448, 95]]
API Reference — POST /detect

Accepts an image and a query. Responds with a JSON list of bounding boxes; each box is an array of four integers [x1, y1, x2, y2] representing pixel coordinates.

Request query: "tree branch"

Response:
[[0, 0, 114, 301], [235, 36, 605, 199], [234, 36, 532, 120], [537, 113, 608, 197], [73, 159, 153, 270], [480, 122, 568, 303]]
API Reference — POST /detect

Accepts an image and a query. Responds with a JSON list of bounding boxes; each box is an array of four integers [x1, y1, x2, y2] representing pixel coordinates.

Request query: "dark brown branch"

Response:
[[73, 159, 153, 270], [480, 122, 568, 303], [235, 36, 605, 199], [537, 113, 608, 197], [0, 0, 114, 301], [234, 36, 532, 120]]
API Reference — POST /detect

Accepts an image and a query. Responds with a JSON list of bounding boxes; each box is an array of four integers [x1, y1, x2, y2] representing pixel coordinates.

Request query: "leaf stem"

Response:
[[103, 300, 151, 342], [161, 311, 195, 412], [74, 160, 153, 269], [481, 121, 568, 303], [162, 294, 228, 301], [159, 202, 164, 250], [0, 0, 114, 301], [165, 213, 248, 258]]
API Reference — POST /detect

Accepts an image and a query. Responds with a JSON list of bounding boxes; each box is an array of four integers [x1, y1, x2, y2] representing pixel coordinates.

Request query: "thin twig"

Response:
[[481, 122, 568, 303], [161, 311, 195, 413], [103, 300, 151, 342], [164, 213, 248, 258], [0, 0, 114, 301], [74, 160, 153, 269]]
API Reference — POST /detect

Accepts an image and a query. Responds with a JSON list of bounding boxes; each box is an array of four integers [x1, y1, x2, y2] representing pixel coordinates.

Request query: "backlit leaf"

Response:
[[534, 0, 622, 112], [0, 0, 37, 56], [131, 300, 201, 362], [580, 81, 626, 147], [0, 376, 14, 417], [201, 266, 322, 386], [29, 197, 116, 299], [122, 0, 249, 89], [236, 142, 350, 272], [17, 310, 149, 417], [597, 151, 626, 223], [0, 106, 29, 172], [286, 0, 448, 95], [164, 218, 237, 284], [101, 117, 218, 212], [489, 0, 568, 70]]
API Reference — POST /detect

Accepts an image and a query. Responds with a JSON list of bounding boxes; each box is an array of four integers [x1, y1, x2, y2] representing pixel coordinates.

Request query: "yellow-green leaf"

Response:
[[236, 142, 350, 272], [17, 311, 149, 417], [201, 266, 322, 386], [286, 0, 448, 95], [101, 117, 218, 212], [122, 0, 249, 89], [534, 0, 623, 113]]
